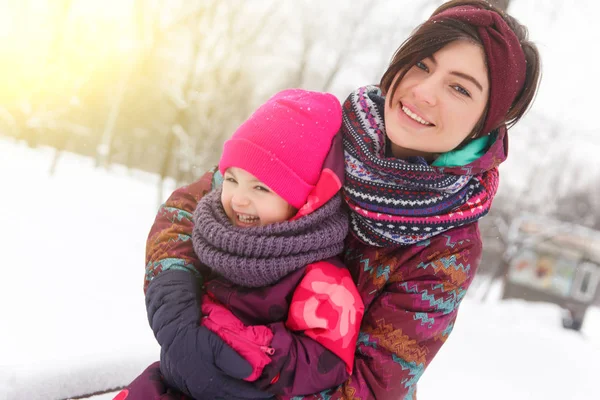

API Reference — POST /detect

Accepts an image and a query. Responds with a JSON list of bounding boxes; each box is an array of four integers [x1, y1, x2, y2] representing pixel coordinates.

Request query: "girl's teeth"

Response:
[[402, 106, 432, 126], [238, 214, 259, 223]]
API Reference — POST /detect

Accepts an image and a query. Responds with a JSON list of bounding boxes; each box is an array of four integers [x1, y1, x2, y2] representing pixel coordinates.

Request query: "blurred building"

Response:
[[502, 214, 600, 330]]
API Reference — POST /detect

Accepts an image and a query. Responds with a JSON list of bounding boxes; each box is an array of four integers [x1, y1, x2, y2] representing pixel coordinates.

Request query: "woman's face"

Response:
[[384, 40, 490, 159]]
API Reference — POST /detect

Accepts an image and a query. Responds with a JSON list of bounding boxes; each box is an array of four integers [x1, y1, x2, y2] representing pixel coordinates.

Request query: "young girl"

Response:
[[122, 89, 364, 399], [126, 1, 541, 399]]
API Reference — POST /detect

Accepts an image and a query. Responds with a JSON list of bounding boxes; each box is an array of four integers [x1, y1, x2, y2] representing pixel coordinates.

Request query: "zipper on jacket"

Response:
[[260, 346, 275, 355], [217, 324, 275, 355]]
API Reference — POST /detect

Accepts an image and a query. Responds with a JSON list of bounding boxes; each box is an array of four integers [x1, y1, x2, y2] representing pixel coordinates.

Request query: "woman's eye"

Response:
[[452, 85, 471, 97], [225, 177, 237, 183], [415, 61, 429, 72], [255, 186, 270, 193]]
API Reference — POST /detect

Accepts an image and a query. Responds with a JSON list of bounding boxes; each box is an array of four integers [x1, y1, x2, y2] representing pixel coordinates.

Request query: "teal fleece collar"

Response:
[[432, 134, 492, 167]]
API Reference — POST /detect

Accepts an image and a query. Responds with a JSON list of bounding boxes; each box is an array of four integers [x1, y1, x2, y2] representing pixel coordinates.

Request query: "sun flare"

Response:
[[0, 0, 137, 102]]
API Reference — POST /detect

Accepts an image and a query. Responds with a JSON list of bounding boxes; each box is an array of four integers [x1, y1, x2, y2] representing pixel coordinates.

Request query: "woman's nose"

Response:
[[412, 77, 438, 106]]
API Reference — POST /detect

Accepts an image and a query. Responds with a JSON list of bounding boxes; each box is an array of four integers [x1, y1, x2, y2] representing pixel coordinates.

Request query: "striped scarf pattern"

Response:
[[342, 85, 499, 247]]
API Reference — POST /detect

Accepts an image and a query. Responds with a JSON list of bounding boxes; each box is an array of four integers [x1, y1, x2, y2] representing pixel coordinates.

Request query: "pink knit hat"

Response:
[[219, 89, 342, 209]]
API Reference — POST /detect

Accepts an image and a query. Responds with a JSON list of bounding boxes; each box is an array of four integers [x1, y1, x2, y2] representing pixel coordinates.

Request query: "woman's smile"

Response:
[[398, 102, 434, 127]]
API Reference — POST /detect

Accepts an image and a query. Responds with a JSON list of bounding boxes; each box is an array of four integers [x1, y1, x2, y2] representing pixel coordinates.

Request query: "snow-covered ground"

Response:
[[420, 296, 600, 400], [1, 138, 599, 400], [2, 1, 600, 399], [0, 141, 163, 400]]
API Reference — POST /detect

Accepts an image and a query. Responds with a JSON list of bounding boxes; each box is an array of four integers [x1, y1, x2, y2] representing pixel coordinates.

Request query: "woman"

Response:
[[125, 1, 540, 399]]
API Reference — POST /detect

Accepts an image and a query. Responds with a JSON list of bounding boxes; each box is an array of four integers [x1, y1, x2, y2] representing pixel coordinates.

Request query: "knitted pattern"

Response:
[[192, 189, 349, 287], [342, 85, 500, 247]]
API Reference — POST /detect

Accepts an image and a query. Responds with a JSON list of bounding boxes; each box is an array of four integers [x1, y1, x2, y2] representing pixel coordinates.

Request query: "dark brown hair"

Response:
[[379, 0, 541, 142]]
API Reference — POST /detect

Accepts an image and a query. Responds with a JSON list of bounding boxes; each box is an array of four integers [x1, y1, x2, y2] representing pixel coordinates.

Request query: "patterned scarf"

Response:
[[343, 85, 500, 247], [192, 189, 349, 287]]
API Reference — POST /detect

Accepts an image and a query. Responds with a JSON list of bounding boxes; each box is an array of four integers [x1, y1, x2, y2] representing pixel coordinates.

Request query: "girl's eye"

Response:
[[255, 186, 270, 193], [225, 177, 237, 183], [415, 61, 429, 72], [451, 85, 471, 97]]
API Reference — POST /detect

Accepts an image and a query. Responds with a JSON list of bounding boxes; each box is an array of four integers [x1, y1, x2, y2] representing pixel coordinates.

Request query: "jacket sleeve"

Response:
[[254, 260, 364, 397], [255, 322, 349, 398], [286, 260, 364, 374], [294, 226, 482, 400], [146, 270, 273, 400], [144, 169, 216, 294]]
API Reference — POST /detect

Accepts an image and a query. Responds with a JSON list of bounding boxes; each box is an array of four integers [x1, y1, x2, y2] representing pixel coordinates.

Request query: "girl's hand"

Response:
[[146, 270, 273, 399]]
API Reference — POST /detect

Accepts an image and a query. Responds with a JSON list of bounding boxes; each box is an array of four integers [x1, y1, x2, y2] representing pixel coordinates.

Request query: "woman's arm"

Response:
[[293, 225, 482, 400], [144, 169, 216, 293]]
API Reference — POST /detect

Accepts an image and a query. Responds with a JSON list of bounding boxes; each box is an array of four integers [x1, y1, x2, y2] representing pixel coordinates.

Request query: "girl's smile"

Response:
[[233, 211, 260, 227]]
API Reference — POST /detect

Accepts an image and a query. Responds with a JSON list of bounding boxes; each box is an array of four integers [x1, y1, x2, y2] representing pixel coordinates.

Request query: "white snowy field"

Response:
[[1, 1, 600, 398], [0, 140, 162, 400], [1, 138, 599, 400], [420, 296, 599, 399]]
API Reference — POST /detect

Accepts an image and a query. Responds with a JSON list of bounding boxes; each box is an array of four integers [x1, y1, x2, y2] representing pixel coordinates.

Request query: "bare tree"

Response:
[[95, 0, 151, 168], [555, 188, 600, 230], [282, 0, 440, 96], [155, 0, 281, 188], [290, 0, 381, 91]]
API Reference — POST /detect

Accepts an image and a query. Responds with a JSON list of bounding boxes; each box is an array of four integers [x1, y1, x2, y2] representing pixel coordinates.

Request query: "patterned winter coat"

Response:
[[145, 173, 478, 400], [145, 127, 506, 398]]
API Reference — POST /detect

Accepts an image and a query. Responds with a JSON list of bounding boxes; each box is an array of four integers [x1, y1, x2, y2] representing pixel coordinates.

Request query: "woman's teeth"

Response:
[[402, 105, 432, 126], [237, 214, 259, 223]]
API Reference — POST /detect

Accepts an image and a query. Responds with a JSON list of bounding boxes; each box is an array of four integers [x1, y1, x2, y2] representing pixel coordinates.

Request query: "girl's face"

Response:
[[384, 40, 490, 159], [221, 167, 296, 227]]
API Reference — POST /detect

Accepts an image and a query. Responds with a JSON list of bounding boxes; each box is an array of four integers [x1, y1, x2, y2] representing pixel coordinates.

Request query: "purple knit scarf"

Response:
[[192, 189, 349, 287], [343, 86, 499, 247]]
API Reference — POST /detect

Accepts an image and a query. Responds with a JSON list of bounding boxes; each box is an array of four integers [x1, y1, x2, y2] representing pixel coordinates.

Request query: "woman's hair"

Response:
[[380, 0, 541, 140]]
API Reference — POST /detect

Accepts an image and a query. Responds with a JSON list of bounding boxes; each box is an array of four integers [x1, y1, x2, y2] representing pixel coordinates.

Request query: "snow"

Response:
[[420, 301, 600, 399], [1, 139, 599, 400], [2, 1, 600, 399], [0, 140, 161, 399], [84, 394, 119, 400]]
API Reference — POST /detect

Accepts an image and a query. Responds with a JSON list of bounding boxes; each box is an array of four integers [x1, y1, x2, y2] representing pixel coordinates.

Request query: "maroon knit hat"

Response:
[[430, 6, 526, 134]]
